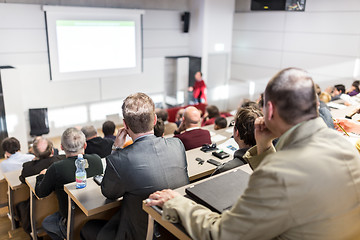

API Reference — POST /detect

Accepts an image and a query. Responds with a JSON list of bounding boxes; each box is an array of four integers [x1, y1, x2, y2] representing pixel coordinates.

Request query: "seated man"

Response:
[[81, 125, 114, 158], [20, 137, 65, 183], [102, 120, 116, 140], [155, 108, 177, 135], [173, 106, 211, 150], [81, 92, 189, 240], [35, 127, 103, 240], [212, 106, 263, 175], [17, 137, 65, 234], [147, 68, 360, 239], [0, 137, 34, 173]]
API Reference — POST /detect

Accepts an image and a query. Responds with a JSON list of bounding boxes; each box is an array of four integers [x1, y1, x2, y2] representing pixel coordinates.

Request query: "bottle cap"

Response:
[[78, 154, 83, 159]]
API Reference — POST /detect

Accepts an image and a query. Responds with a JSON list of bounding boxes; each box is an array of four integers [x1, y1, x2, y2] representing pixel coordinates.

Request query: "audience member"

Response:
[[213, 106, 262, 175], [315, 84, 334, 128], [154, 118, 165, 137], [214, 117, 227, 130], [347, 80, 360, 96], [147, 68, 360, 239], [80, 92, 189, 240], [256, 93, 264, 110], [174, 106, 211, 150], [35, 127, 103, 240], [19, 137, 65, 183], [155, 108, 177, 135], [16, 137, 65, 234], [0, 137, 34, 173], [319, 91, 331, 103], [81, 125, 113, 158], [188, 71, 207, 104], [175, 108, 185, 127], [202, 105, 226, 126], [102, 120, 116, 140], [328, 84, 355, 105], [335, 118, 360, 134]]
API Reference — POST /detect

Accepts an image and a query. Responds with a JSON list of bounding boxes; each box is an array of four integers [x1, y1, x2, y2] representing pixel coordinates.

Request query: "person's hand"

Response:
[[188, 86, 193, 92], [40, 169, 47, 175], [114, 128, 128, 148], [146, 189, 181, 208], [334, 118, 359, 133], [254, 117, 276, 154]]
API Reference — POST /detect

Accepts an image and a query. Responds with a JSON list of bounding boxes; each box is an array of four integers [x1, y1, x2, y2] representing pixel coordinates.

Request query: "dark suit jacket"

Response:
[[85, 137, 114, 158], [35, 154, 103, 218], [19, 155, 66, 183], [98, 134, 189, 240], [174, 128, 211, 150]]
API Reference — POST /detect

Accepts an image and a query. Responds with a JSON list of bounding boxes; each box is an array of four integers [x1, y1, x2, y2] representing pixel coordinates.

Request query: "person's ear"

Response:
[[60, 145, 64, 150], [266, 101, 274, 121], [234, 128, 240, 139], [83, 142, 87, 150], [153, 114, 157, 126]]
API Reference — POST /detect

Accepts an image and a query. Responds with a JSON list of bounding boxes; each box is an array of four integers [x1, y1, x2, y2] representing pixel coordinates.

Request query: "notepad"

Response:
[[185, 169, 250, 213]]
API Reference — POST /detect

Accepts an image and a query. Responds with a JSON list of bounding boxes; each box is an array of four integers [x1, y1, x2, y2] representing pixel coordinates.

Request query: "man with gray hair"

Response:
[[35, 127, 103, 240], [81, 92, 189, 240], [147, 68, 360, 239], [81, 125, 113, 158]]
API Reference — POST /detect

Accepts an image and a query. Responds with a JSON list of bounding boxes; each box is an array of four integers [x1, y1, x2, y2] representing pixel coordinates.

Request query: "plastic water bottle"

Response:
[[75, 154, 87, 189]]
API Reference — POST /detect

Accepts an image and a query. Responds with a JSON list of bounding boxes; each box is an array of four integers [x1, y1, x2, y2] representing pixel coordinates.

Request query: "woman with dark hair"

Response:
[[347, 80, 360, 96]]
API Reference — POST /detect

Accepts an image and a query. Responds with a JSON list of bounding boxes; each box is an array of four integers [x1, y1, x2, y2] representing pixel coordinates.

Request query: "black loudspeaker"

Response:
[[181, 12, 190, 33], [29, 108, 49, 136], [251, 0, 286, 10]]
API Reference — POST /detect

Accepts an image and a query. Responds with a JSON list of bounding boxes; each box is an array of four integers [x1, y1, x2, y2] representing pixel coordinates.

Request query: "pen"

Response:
[[333, 118, 350, 136]]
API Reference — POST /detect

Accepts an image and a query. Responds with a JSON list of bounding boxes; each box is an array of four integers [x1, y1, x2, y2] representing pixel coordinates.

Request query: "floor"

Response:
[[0, 206, 30, 240]]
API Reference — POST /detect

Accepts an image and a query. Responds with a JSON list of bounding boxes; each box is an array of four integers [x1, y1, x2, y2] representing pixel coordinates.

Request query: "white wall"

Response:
[[230, 0, 360, 110], [0, 3, 191, 148]]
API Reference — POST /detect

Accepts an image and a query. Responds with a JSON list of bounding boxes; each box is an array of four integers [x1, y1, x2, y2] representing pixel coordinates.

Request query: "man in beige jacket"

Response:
[[147, 68, 360, 240]]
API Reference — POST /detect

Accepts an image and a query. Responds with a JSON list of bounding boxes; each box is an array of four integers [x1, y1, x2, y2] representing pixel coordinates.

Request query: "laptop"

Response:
[[185, 169, 250, 213]]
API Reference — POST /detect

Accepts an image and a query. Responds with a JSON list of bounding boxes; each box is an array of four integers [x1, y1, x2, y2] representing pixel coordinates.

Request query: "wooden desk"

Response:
[[64, 179, 122, 240], [4, 169, 29, 230], [143, 164, 253, 240], [25, 175, 58, 240], [0, 178, 7, 208]]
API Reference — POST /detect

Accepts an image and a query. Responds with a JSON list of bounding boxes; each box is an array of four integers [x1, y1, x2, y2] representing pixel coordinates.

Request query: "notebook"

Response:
[[185, 169, 250, 213]]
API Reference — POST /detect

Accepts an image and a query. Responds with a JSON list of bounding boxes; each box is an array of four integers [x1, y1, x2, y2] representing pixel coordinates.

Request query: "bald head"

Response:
[[184, 106, 201, 126], [265, 67, 318, 125], [33, 137, 53, 159]]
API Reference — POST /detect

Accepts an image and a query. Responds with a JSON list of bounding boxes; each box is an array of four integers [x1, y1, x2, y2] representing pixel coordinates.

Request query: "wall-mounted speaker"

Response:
[[29, 108, 49, 136], [181, 12, 190, 33]]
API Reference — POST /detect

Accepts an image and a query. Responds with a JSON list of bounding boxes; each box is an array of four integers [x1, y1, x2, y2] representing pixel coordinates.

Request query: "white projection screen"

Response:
[[43, 6, 144, 81]]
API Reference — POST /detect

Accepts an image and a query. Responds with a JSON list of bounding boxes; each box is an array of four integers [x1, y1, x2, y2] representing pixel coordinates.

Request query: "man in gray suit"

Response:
[[81, 92, 189, 240], [147, 68, 360, 239]]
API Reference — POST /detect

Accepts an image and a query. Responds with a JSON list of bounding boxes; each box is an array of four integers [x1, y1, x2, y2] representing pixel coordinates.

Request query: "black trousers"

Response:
[[80, 219, 107, 240]]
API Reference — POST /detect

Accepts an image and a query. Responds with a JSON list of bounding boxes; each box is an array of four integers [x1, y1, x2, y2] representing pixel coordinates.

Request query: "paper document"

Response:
[[211, 134, 227, 143], [217, 138, 239, 155]]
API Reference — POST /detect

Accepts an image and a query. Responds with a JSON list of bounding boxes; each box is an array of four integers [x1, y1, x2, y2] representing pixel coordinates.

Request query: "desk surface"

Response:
[[25, 175, 41, 199], [4, 169, 23, 190], [64, 179, 121, 216]]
